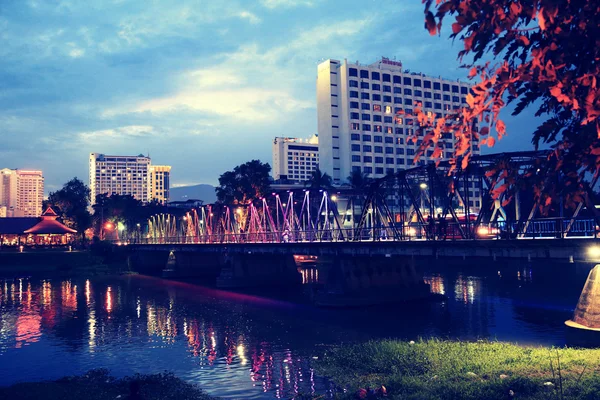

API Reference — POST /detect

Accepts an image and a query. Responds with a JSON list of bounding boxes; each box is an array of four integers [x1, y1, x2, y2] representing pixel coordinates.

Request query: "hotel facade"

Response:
[[89, 153, 171, 204], [316, 58, 480, 184], [272, 135, 319, 183], [0, 168, 44, 217]]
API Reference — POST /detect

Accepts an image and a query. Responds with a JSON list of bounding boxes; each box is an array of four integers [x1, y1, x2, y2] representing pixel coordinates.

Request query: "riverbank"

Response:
[[0, 369, 218, 400], [316, 339, 600, 399], [0, 248, 129, 278]]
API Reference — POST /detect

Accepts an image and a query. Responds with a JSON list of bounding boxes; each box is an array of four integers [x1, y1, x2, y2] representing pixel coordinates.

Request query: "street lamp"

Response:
[[331, 195, 338, 202]]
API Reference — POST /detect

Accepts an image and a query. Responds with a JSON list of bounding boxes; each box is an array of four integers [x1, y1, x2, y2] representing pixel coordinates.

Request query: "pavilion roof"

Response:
[[0, 206, 77, 235]]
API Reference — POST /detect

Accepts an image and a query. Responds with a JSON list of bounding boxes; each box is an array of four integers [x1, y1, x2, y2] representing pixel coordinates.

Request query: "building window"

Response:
[[350, 91, 358, 98], [351, 144, 361, 151], [424, 92, 432, 99], [351, 112, 359, 119], [397, 158, 405, 165], [393, 75, 401, 84], [375, 167, 384, 174], [350, 101, 359, 109], [352, 166, 361, 173], [424, 80, 432, 89], [403, 77, 411, 85], [425, 101, 432, 108], [361, 92, 370, 100], [383, 95, 391, 103], [374, 125, 382, 132], [384, 106, 392, 114], [414, 90, 422, 97], [434, 93, 441, 100], [386, 157, 394, 165], [374, 146, 383, 153], [404, 88, 412, 95], [452, 85, 459, 93], [394, 87, 402, 94], [351, 122, 360, 130], [372, 83, 381, 91], [404, 98, 413, 106], [434, 103, 442, 109], [443, 83, 450, 91], [433, 82, 441, 90], [360, 70, 369, 78], [384, 116, 393, 123], [352, 155, 361, 162], [363, 145, 372, 152], [351, 133, 360, 140], [375, 157, 383, 163], [453, 96, 460, 102], [363, 124, 371, 131], [461, 86, 468, 94], [394, 97, 402, 104], [372, 71, 380, 80], [414, 79, 422, 87], [407, 148, 415, 155], [349, 80, 358, 87], [385, 147, 394, 154], [362, 113, 371, 121], [363, 156, 372, 162], [362, 103, 370, 110], [395, 127, 404, 135], [374, 135, 383, 143], [383, 85, 391, 92], [362, 134, 372, 141], [385, 136, 394, 143], [373, 94, 381, 101], [349, 68, 358, 77], [382, 73, 391, 82], [443, 94, 451, 101], [373, 115, 382, 122], [364, 166, 373, 174], [385, 126, 393, 134], [396, 147, 405, 154], [373, 104, 382, 112], [361, 81, 369, 89]]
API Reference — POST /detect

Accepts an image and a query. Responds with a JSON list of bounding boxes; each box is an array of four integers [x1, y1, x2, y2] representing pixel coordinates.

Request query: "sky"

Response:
[[0, 0, 540, 193]]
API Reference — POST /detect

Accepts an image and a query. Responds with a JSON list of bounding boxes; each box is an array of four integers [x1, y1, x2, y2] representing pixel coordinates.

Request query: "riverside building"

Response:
[[316, 57, 480, 184], [272, 135, 319, 183], [0, 169, 44, 217], [89, 153, 172, 204]]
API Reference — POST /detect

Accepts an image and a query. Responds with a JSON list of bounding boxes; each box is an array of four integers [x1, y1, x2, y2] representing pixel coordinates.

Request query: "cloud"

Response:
[[237, 11, 262, 24], [78, 125, 155, 142], [261, 0, 318, 9]]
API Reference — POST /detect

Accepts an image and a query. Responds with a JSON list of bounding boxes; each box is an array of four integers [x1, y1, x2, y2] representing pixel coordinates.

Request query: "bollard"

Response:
[[569, 255, 574, 263]]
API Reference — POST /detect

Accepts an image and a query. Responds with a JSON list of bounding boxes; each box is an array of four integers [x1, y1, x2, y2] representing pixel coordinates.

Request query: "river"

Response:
[[0, 260, 590, 399]]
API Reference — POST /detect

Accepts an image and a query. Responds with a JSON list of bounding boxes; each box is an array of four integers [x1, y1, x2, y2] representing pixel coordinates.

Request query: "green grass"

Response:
[[315, 339, 600, 399], [0, 369, 218, 400]]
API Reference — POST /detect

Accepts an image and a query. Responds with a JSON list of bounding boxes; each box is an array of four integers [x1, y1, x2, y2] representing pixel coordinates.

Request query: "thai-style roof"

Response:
[[0, 207, 77, 235]]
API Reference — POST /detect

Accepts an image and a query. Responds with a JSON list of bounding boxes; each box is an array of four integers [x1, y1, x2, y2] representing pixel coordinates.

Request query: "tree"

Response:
[[346, 170, 371, 191], [420, 0, 600, 206], [46, 178, 92, 243], [305, 167, 333, 191], [215, 160, 271, 204]]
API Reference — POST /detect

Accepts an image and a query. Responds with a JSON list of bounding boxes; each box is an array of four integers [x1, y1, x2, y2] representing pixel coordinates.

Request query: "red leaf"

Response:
[[425, 12, 437, 35], [487, 137, 496, 147], [496, 120, 506, 136], [468, 67, 477, 78], [452, 22, 462, 34]]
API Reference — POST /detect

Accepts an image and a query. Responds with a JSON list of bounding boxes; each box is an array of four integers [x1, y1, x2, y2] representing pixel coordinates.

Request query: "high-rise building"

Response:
[[149, 165, 171, 204], [89, 153, 151, 204], [0, 169, 44, 217], [272, 135, 319, 182], [89, 153, 172, 204], [316, 57, 480, 184]]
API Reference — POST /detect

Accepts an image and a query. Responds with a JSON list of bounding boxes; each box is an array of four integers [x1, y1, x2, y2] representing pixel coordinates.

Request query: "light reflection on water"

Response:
[[0, 262, 587, 398]]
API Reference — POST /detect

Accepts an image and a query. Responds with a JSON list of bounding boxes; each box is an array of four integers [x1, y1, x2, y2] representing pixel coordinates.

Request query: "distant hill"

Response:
[[170, 184, 217, 204]]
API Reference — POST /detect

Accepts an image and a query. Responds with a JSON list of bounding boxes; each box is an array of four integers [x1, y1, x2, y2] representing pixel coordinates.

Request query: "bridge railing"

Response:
[[122, 217, 599, 245]]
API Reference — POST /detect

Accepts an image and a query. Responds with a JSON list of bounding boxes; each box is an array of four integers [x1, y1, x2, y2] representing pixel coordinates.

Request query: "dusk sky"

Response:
[[0, 0, 540, 193]]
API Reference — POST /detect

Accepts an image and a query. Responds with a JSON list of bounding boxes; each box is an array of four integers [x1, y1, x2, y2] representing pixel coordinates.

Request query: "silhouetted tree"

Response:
[[46, 178, 92, 243], [215, 160, 271, 204], [419, 0, 599, 207], [305, 167, 333, 191]]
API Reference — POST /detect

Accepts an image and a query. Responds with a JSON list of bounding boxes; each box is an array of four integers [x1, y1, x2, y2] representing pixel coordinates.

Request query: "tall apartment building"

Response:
[[272, 135, 319, 182], [149, 165, 171, 204], [89, 153, 151, 204], [317, 58, 480, 184], [0, 169, 44, 217], [89, 153, 172, 204]]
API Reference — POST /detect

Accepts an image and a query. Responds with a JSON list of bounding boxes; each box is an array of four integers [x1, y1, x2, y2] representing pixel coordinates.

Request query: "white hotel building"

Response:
[[0, 169, 44, 217], [317, 58, 480, 184], [272, 135, 319, 182], [89, 154, 151, 204]]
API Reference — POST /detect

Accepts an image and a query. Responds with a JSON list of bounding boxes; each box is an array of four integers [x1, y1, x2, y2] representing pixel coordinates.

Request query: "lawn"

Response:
[[315, 339, 600, 399]]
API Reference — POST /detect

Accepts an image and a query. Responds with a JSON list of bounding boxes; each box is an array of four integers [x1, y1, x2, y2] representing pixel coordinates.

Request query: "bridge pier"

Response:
[[315, 255, 431, 307], [216, 253, 301, 288]]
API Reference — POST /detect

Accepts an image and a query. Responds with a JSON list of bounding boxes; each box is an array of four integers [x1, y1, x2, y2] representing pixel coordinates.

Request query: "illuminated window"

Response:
[[385, 106, 392, 114]]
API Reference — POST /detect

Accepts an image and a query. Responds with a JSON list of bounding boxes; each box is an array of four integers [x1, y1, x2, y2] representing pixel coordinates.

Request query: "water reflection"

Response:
[[0, 262, 588, 398]]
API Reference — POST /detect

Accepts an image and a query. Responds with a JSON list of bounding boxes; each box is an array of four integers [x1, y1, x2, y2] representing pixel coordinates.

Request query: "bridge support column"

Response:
[[162, 251, 224, 279], [216, 253, 302, 289], [128, 250, 170, 275], [315, 255, 431, 307]]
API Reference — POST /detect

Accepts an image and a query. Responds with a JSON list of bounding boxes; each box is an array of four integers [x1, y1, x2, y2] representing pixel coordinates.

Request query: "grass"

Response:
[[0, 369, 218, 400], [315, 339, 600, 399]]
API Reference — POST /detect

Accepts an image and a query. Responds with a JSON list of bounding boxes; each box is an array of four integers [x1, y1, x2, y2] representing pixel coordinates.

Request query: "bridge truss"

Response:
[[144, 152, 600, 244]]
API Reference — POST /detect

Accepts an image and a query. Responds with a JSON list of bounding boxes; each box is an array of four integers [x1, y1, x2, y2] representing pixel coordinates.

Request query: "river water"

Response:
[[0, 260, 591, 399]]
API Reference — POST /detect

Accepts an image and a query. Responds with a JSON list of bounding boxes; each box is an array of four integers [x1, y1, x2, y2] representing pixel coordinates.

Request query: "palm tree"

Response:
[[305, 167, 333, 191], [346, 170, 371, 191]]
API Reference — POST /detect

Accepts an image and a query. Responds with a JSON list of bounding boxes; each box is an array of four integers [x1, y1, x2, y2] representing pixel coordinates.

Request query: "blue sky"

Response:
[[0, 0, 538, 193]]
